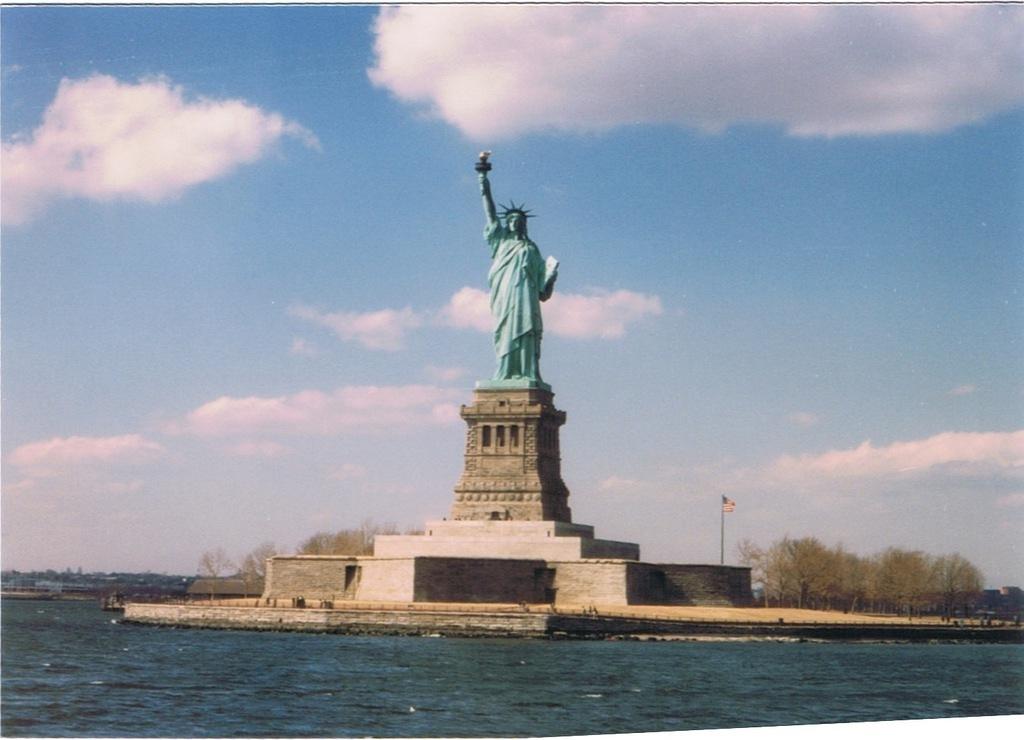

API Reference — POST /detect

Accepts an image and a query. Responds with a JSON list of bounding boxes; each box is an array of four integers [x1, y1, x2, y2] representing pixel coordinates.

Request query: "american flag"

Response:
[[721, 496, 736, 513]]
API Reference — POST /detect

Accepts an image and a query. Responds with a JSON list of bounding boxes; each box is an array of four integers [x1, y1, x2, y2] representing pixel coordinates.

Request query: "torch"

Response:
[[475, 151, 492, 173]]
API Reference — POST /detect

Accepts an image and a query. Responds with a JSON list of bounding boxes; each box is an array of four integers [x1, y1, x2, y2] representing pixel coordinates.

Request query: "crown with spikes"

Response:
[[499, 201, 536, 219]]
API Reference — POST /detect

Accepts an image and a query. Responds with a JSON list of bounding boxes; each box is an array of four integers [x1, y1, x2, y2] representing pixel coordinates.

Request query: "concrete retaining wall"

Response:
[[547, 615, 1024, 643], [552, 561, 628, 604], [413, 558, 548, 603], [264, 554, 752, 607], [122, 603, 1024, 643], [655, 564, 753, 606], [264, 557, 416, 602], [357, 559, 417, 602], [263, 555, 356, 600], [123, 603, 548, 637]]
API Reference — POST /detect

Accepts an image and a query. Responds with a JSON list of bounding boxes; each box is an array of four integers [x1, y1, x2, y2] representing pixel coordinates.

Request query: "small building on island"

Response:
[[189, 578, 264, 601]]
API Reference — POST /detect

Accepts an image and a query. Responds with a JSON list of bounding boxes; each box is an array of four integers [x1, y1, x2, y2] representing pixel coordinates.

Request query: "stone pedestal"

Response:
[[262, 376, 756, 607], [450, 386, 572, 522], [374, 520, 640, 561]]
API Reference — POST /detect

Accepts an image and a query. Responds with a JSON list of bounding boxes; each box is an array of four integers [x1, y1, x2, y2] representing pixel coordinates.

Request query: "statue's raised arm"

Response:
[[476, 151, 498, 227]]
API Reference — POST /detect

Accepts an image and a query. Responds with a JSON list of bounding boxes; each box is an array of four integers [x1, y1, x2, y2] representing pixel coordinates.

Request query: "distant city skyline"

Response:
[[2, 4, 1022, 586]]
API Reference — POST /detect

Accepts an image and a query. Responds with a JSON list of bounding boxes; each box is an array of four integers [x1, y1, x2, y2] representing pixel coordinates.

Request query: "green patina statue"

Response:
[[475, 152, 559, 388]]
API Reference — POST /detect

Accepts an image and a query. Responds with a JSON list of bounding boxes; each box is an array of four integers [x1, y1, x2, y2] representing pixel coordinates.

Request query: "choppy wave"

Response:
[[2, 600, 1022, 737]]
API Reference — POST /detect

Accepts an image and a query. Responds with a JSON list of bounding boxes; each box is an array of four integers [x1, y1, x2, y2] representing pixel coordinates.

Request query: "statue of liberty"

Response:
[[475, 152, 559, 387]]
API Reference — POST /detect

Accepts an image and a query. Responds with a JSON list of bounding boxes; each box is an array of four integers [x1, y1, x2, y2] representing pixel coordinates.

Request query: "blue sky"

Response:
[[2, 4, 1022, 585]]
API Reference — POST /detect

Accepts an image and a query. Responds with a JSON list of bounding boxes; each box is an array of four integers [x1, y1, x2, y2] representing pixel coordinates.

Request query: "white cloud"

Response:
[[289, 304, 423, 351], [224, 440, 292, 458], [174, 385, 462, 438], [995, 492, 1024, 509], [100, 479, 145, 495], [544, 289, 663, 339], [9, 434, 165, 472], [369, 5, 1024, 140], [439, 286, 662, 339], [438, 287, 492, 332], [788, 412, 820, 428], [3, 478, 38, 495], [300, 286, 661, 349], [948, 384, 978, 396], [7, 435, 164, 499], [330, 463, 368, 481], [289, 338, 319, 357], [430, 403, 462, 425], [425, 365, 468, 383], [770, 430, 1024, 481], [2, 74, 318, 225], [598, 475, 643, 493]]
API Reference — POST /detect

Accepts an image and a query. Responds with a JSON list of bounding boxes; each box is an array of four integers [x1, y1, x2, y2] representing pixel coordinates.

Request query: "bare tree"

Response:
[[297, 531, 336, 555], [239, 541, 277, 596], [931, 552, 983, 619], [297, 519, 401, 556], [762, 539, 794, 607], [360, 518, 399, 552], [198, 547, 235, 578], [736, 538, 768, 606], [873, 548, 932, 616], [197, 547, 236, 601], [755, 536, 830, 608], [734, 537, 985, 616], [783, 537, 831, 609], [831, 545, 871, 613]]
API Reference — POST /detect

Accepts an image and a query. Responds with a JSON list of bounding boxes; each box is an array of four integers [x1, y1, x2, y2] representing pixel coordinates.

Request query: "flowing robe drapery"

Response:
[[485, 220, 555, 381]]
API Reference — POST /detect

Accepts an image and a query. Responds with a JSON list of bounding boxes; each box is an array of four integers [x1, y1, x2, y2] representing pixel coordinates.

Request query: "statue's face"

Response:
[[506, 212, 527, 236]]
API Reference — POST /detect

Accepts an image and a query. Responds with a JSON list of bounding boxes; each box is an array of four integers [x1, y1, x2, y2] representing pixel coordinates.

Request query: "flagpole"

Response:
[[720, 495, 725, 565], [720, 496, 735, 565]]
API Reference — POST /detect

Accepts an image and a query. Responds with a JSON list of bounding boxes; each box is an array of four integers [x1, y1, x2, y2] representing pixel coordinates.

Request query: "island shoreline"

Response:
[[121, 603, 1023, 643]]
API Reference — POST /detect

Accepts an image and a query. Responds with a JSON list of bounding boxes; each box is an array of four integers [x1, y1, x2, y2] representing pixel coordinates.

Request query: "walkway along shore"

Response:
[[121, 602, 1024, 643]]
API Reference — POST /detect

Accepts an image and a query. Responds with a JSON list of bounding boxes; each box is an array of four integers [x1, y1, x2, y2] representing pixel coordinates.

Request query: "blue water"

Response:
[[2, 600, 1022, 737]]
